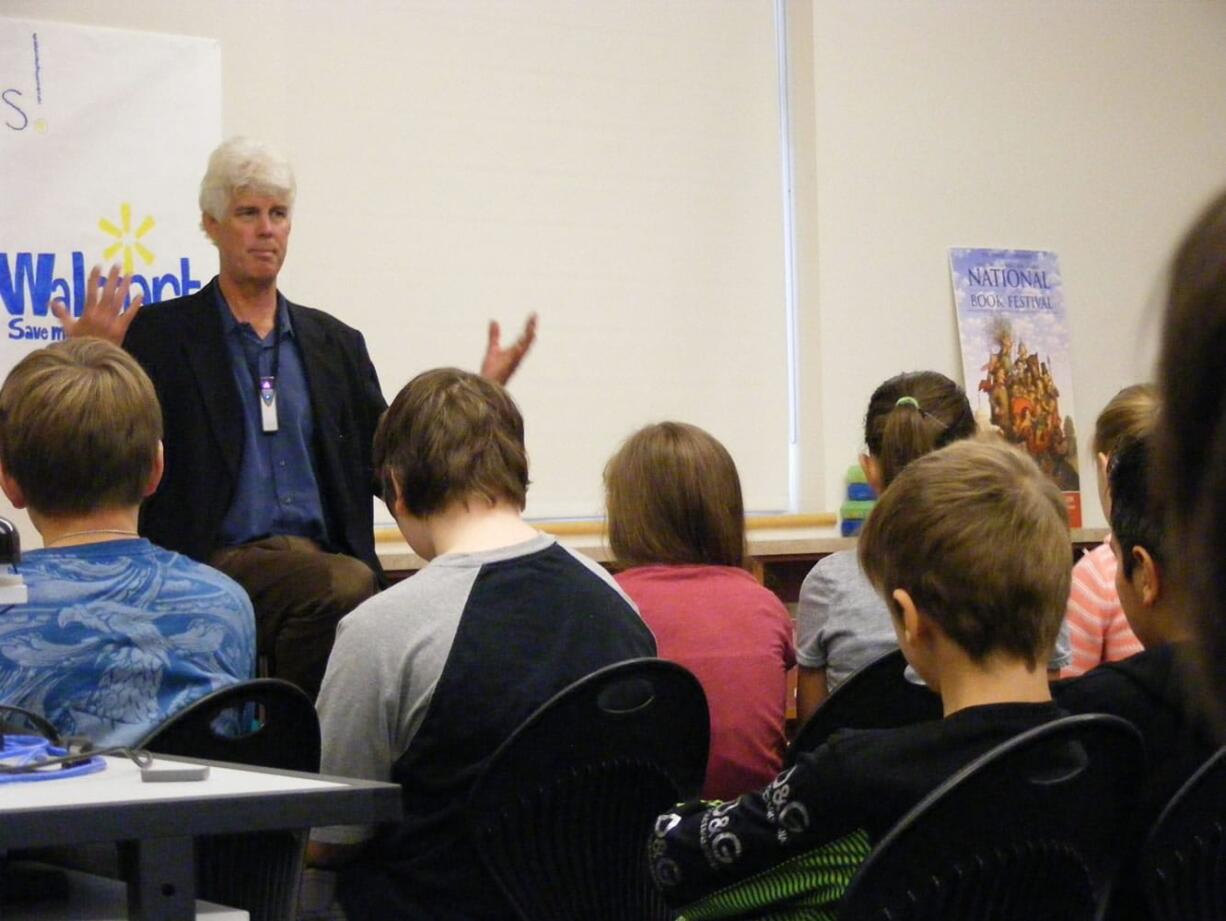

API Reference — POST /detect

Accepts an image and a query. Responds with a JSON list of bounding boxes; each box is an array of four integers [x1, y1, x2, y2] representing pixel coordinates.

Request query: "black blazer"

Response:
[[123, 278, 387, 575]]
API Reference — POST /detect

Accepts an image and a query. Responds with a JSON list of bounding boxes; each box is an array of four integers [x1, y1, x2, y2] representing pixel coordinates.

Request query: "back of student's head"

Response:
[[1157, 186, 1226, 729], [864, 371, 977, 488], [0, 338, 162, 516], [374, 367, 529, 518], [859, 437, 1069, 669], [1109, 436, 1165, 583], [604, 421, 746, 569], [1093, 383, 1159, 458]]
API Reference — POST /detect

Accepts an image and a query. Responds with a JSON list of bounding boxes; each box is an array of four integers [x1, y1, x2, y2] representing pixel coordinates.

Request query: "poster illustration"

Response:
[[950, 248, 1082, 527]]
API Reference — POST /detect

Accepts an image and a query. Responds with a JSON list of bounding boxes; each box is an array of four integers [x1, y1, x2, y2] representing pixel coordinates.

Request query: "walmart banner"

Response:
[[0, 17, 219, 545], [0, 17, 220, 361]]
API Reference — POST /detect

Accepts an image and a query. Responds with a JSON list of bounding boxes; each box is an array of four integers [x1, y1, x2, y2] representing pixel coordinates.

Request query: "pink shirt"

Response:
[[615, 564, 796, 801], [1061, 540, 1144, 677]]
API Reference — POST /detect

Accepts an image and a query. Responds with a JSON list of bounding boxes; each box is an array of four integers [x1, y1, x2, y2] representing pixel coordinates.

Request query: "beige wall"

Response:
[[3, 1, 791, 537], [805, 0, 1226, 526], [4, 1, 1226, 547]]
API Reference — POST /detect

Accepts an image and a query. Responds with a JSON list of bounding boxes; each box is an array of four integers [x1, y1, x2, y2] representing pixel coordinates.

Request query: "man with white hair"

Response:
[[54, 137, 535, 701]]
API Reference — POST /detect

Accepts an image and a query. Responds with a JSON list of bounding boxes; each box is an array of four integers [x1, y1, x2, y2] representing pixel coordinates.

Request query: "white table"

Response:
[[0, 756, 401, 921]]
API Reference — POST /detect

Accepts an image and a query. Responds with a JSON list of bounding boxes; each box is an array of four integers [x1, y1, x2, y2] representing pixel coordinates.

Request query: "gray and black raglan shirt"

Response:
[[313, 532, 656, 920]]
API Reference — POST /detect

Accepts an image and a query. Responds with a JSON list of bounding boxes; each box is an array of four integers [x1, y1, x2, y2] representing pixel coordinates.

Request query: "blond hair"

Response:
[[1093, 383, 1158, 457], [0, 339, 161, 515], [605, 422, 746, 569], [859, 437, 1069, 669]]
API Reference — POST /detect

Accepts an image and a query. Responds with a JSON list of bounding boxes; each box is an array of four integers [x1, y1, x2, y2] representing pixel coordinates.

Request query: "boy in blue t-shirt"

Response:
[[0, 337, 255, 746]]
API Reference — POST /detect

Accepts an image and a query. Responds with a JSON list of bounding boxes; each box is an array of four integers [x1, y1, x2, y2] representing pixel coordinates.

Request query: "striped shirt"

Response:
[[1061, 540, 1143, 677]]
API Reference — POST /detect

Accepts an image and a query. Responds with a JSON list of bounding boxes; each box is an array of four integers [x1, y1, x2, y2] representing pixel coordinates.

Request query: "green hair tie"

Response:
[[895, 396, 920, 410]]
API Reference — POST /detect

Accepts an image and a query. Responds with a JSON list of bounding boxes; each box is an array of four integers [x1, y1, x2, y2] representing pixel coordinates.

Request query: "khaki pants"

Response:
[[210, 536, 378, 701]]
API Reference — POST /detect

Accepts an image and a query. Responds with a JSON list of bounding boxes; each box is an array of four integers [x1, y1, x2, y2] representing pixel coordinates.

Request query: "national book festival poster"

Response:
[[950, 248, 1082, 527]]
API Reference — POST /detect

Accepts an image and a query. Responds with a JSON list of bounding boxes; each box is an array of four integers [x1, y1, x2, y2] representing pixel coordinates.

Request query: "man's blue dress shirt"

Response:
[[215, 288, 329, 547]]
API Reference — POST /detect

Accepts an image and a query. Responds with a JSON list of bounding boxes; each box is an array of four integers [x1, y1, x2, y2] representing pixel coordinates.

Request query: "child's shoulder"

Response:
[[1055, 645, 1180, 713], [812, 548, 863, 579], [820, 702, 1063, 768]]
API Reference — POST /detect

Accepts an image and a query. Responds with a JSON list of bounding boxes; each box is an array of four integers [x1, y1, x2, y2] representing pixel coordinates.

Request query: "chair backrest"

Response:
[[1136, 745, 1226, 921], [466, 658, 709, 921], [134, 679, 321, 921], [0, 703, 62, 743], [137, 678, 320, 773], [838, 713, 1146, 921], [786, 649, 941, 767]]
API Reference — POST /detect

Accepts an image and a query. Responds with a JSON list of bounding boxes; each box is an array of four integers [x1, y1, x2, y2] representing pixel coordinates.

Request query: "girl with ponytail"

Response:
[[795, 372, 979, 723], [795, 371, 1071, 723]]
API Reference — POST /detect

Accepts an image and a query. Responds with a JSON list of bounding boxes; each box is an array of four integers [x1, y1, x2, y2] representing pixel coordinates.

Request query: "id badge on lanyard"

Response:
[[260, 376, 279, 433]]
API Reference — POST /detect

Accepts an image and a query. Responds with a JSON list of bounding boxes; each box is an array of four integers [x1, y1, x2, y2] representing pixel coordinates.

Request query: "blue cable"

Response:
[[0, 734, 106, 783]]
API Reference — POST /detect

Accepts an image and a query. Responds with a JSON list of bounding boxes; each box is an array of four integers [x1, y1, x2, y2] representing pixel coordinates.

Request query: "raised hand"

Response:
[[480, 313, 538, 385], [50, 264, 144, 345]]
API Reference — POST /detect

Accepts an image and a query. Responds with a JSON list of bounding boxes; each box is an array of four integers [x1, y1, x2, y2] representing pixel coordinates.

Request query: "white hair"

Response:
[[198, 136, 296, 227]]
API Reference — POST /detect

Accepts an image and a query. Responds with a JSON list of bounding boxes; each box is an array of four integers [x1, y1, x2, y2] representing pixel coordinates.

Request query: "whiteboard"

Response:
[[13, 0, 1226, 540], [3, 1, 794, 531]]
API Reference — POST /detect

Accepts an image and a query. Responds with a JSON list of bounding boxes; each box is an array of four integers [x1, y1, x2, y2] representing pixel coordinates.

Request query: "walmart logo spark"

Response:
[[99, 203, 156, 277], [2, 199, 200, 329]]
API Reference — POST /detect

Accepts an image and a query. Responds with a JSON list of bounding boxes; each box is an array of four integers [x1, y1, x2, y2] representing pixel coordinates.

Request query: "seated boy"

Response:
[[0, 338, 255, 746], [649, 438, 1068, 918], [1054, 435, 1215, 805], [307, 368, 655, 921]]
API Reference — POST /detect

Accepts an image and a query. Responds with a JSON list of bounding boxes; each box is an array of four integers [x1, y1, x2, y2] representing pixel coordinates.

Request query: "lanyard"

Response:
[[242, 309, 281, 434]]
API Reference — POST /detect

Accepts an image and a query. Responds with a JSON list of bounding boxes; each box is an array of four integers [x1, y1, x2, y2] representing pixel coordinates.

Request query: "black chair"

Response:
[[138, 676, 320, 773], [0, 703, 63, 743], [1132, 745, 1226, 921], [466, 658, 709, 921], [838, 713, 1145, 921], [786, 649, 941, 766], [137, 678, 322, 921]]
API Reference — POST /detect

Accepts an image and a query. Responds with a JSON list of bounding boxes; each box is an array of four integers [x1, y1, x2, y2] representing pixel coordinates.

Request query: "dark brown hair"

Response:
[[1108, 435, 1164, 580], [604, 421, 746, 569], [373, 367, 529, 518], [0, 338, 162, 516], [1093, 383, 1158, 458], [859, 437, 1070, 669], [1156, 186, 1226, 732], [864, 371, 977, 488]]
